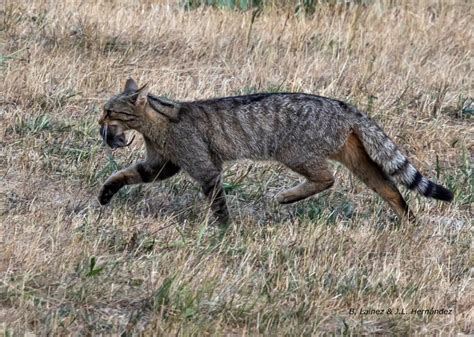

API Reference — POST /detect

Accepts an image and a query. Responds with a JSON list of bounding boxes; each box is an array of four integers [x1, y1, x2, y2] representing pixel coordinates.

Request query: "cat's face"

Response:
[[98, 78, 146, 148]]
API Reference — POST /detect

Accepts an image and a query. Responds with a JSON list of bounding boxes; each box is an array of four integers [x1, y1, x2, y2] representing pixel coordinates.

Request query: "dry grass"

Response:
[[1, 0, 473, 335]]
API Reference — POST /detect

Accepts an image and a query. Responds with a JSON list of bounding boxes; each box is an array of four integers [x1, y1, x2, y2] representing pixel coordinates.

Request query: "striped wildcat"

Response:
[[97, 78, 453, 224]]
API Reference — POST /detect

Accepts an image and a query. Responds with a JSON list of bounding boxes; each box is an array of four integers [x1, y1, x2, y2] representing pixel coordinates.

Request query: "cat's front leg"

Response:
[[98, 160, 180, 205]]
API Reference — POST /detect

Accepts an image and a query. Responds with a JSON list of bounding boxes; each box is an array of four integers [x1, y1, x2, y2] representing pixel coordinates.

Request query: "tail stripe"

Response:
[[392, 162, 417, 187], [386, 150, 406, 173], [354, 116, 453, 203], [424, 182, 434, 198], [408, 171, 422, 190], [388, 158, 409, 176]]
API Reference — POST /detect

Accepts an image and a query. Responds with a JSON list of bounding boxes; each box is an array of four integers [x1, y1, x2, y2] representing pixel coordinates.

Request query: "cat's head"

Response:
[[99, 78, 181, 149], [98, 78, 147, 148]]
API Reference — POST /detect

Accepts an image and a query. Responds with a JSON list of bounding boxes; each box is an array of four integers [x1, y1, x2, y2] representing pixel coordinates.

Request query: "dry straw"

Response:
[[0, 0, 472, 334]]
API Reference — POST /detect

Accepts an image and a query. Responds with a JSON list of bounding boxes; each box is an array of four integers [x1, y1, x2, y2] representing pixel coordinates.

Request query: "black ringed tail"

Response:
[[353, 116, 453, 202]]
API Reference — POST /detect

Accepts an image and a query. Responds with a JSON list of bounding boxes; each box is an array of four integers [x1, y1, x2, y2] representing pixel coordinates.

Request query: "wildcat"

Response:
[[98, 78, 453, 223]]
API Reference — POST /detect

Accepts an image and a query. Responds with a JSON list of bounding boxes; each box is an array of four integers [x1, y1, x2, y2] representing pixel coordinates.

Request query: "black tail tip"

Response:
[[431, 184, 454, 202]]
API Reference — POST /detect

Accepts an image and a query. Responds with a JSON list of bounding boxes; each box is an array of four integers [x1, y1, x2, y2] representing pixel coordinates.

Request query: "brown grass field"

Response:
[[1, 0, 473, 335]]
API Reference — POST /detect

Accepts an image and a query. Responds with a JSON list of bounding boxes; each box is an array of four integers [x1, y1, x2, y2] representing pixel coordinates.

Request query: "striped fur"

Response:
[[97, 78, 453, 224], [354, 117, 453, 202]]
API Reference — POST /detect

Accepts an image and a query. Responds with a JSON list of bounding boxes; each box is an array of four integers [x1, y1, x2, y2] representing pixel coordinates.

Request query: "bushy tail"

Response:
[[353, 117, 453, 202]]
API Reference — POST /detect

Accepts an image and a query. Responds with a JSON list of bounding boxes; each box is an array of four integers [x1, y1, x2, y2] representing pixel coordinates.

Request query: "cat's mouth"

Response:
[[110, 134, 135, 149], [100, 125, 135, 149]]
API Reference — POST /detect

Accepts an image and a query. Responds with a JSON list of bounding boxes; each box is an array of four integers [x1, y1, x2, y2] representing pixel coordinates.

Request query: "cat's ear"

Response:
[[134, 83, 149, 108], [124, 78, 138, 94]]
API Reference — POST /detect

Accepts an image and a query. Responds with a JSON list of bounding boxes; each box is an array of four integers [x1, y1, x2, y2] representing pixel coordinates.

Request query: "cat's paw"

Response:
[[98, 185, 115, 205]]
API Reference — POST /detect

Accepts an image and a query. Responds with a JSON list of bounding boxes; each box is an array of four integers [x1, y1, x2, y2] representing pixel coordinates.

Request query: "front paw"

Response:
[[214, 208, 230, 227], [98, 185, 116, 205]]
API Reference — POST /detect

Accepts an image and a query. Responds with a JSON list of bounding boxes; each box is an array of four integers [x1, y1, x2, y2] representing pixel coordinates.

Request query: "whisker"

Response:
[[102, 124, 108, 144]]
